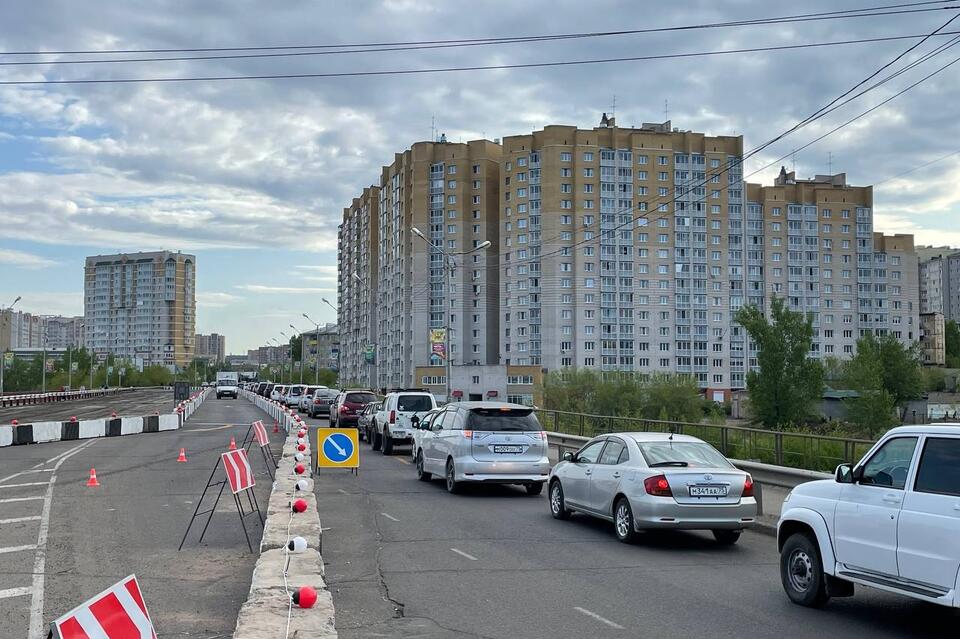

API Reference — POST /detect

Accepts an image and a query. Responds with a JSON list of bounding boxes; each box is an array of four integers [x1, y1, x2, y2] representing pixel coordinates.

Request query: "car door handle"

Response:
[[612, 472, 622, 479], [584, 469, 592, 475], [882, 494, 902, 504], [954, 504, 960, 512]]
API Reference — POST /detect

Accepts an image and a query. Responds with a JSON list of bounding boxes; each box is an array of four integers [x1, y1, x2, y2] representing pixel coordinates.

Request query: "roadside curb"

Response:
[[233, 392, 336, 638], [0, 388, 210, 448]]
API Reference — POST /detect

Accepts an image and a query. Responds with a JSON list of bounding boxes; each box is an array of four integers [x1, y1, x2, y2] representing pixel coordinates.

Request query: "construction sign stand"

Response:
[[241, 419, 279, 480], [178, 448, 264, 553], [48, 574, 156, 638], [315, 427, 360, 476]]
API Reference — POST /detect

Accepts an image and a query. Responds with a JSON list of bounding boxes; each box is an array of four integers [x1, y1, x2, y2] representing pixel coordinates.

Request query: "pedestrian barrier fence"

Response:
[[0, 388, 211, 448], [0, 386, 171, 408], [535, 409, 875, 473], [50, 574, 157, 639]]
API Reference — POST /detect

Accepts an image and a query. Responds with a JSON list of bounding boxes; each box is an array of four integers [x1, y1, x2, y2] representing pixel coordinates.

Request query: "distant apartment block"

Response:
[[195, 332, 226, 363], [920, 311, 946, 366], [338, 187, 379, 387], [43, 316, 86, 349], [918, 246, 960, 322], [84, 251, 196, 369], [337, 116, 923, 396], [1, 311, 84, 351]]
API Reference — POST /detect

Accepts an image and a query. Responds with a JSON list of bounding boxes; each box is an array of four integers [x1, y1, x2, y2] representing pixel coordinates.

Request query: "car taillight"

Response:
[[462, 430, 473, 438], [529, 431, 547, 439], [643, 475, 672, 497], [389, 410, 396, 424], [314, 398, 321, 404], [340, 405, 349, 414], [743, 474, 754, 498]]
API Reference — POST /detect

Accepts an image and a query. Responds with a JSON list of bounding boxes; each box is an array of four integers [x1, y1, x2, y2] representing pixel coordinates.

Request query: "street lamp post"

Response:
[[280, 331, 290, 384], [290, 323, 306, 384], [411, 228, 490, 402], [1, 296, 21, 395], [303, 313, 321, 385]]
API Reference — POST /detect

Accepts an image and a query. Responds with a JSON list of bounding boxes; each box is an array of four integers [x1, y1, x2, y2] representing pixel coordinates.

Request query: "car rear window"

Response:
[[636, 441, 733, 469], [290, 387, 303, 395], [397, 395, 433, 412], [345, 392, 376, 404], [466, 408, 541, 432], [914, 437, 960, 497], [217, 380, 234, 386]]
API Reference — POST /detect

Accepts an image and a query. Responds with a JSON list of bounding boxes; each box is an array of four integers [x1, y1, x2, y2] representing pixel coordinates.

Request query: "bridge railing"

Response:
[[534, 409, 875, 473]]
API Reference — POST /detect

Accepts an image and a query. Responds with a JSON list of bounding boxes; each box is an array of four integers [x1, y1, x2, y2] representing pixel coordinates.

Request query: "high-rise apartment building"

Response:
[[499, 118, 744, 393], [338, 187, 379, 387], [371, 139, 502, 391], [0, 312, 84, 351], [195, 333, 226, 363], [917, 246, 960, 321], [43, 316, 85, 349], [339, 116, 923, 397], [84, 251, 196, 369]]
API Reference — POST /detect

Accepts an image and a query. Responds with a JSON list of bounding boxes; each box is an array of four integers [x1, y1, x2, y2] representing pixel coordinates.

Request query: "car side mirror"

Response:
[[835, 464, 854, 484], [562, 451, 575, 462], [852, 465, 865, 483]]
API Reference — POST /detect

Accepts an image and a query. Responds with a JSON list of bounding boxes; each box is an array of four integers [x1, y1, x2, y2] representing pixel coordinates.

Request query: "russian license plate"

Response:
[[689, 485, 728, 497], [493, 445, 524, 454]]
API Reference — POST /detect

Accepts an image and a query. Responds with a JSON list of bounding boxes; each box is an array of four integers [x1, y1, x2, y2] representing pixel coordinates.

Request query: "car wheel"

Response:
[[416, 451, 431, 481], [613, 497, 638, 543], [549, 480, 570, 519], [780, 533, 830, 608], [372, 428, 382, 452], [382, 430, 393, 455], [445, 459, 461, 494], [712, 529, 742, 546], [525, 482, 544, 496]]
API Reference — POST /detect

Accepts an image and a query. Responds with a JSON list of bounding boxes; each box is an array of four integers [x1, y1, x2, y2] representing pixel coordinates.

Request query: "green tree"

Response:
[[946, 320, 960, 368], [843, 334, 898, 433], [735, 296, 824, 428], [845, 333, 922, 422], [640, 374, 704, 422]]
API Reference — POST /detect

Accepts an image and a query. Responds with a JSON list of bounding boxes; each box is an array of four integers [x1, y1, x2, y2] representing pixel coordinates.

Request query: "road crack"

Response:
[[364, 489, 406, 618]]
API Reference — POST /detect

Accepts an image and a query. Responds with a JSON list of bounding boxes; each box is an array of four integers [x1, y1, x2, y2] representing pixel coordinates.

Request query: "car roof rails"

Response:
[[387, 387, 428, 393]]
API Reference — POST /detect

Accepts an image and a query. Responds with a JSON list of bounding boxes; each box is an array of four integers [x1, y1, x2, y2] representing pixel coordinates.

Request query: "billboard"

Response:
[[430, 329, 446, 360]]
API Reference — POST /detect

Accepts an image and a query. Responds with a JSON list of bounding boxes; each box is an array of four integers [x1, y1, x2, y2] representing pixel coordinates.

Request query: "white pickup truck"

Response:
[[778, 424, 960, 609], [370, 389, 437, 455]]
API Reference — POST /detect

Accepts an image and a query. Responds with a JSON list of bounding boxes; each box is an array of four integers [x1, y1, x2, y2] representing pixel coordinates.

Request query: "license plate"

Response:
[[493, 445, 524, 454], [689, 485, 728, 497]]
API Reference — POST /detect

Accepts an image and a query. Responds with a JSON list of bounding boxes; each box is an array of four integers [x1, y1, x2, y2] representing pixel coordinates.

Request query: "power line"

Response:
[[1, 1, 951, 57], [874, 148, 960, 184], [3, 31, 960, 86]]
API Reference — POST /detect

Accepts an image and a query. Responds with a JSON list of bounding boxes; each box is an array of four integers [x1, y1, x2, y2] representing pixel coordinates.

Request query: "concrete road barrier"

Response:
[[234, 390, 336, 638], [0, 388, 211, 447]]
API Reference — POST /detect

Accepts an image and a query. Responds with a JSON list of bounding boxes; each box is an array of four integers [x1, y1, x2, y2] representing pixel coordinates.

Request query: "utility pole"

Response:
[[41, 327, 47, 393], [290, 324, 305, 384], [303, 313, 321, 385]]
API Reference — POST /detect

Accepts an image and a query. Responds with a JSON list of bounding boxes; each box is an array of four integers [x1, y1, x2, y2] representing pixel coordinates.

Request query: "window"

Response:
[[560, 152, 572, 162], [575, 440, 606, 464], [583, 152, 594, 162], [638, 155, 648, 165], [599, 440, 627, 465], [859, 437, 918, 489], [914, 438, 960, 496]]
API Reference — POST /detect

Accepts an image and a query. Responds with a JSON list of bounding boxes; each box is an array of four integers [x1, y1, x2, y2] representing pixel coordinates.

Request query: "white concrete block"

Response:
[[79, 419, 105, 439], [158, 414, 179, 431], [121, 416, 144, 435], [0, 425, 12, 447], [32, 421, 61, 443]]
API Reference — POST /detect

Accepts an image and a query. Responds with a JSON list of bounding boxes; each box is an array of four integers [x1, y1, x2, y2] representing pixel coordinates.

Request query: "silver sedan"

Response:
[[548, 432, 757, 544]]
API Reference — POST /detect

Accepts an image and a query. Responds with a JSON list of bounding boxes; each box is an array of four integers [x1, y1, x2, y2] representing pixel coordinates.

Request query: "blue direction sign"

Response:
[[316, 428, 359, 468]]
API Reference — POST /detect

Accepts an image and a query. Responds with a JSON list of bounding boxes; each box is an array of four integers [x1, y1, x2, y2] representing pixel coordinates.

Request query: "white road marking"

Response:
[[0, 586, 32, 600], [449, 548, 478, 561], [337, 489, 349, 495], [0, 516, 41, 525], [395, 458, 411, 465], [573, 607, 625, 630], [0, 482, 48, 489], [0, 545, 38, 554], [0, 496, 43, 504], [380, 512, 399, 522], [29, 439, 96, 639]]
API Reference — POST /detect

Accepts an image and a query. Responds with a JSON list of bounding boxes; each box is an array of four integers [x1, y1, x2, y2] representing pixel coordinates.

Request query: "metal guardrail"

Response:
[[0, 386, 174, 408], [535, 409, 874, 473]]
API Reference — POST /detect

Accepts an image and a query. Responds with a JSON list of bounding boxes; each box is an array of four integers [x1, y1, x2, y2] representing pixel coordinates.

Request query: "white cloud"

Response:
[[0, 249, 58, 269], [234, 284, 337, 294], [12, 292, 84, 317], [197, 291, 244, 308]]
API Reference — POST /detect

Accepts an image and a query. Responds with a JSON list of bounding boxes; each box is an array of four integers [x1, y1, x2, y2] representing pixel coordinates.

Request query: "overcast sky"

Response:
[[1, 0, 958, 353]]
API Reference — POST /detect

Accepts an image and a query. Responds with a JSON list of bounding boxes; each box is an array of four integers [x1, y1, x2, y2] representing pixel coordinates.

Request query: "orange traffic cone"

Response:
[[86, 468, 100, 487], [177, 448, 188, 463], [273, 422, 280, 433], [229, 436, 237, 450]]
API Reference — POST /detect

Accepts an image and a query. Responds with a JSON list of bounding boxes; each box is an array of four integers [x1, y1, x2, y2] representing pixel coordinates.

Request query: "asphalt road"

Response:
[[312, 432, 957, 639], [0, 394, 284, 639], [0, 388, 176, 424]]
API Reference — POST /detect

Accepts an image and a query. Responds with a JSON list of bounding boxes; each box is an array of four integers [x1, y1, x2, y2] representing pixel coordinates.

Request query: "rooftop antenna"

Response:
[[827, 151, 833, 175], [664, 99, 669, 122], [791, 150, 797, 173], [611, 94, 617, 119], [431, 115, 436, 142]]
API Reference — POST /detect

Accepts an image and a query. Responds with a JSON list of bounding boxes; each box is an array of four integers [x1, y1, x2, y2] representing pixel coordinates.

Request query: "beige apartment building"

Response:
[[371, 138, 502, 393], [920, 311, 946, 365], [338, 116, 923, 397], [84, 251, 196, 369], [195, 332, 226, 363], [337, 187, 380, 387]]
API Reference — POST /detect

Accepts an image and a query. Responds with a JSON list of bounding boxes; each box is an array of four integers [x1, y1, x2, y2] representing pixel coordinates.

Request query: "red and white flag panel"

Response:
[[221, 448, 255, 494], [252, 420, 269, 447], [52, 574, 157, 639]]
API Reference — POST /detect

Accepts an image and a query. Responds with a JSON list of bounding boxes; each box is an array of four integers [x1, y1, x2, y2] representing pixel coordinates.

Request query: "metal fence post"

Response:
[[720, 426, 729, 456], [578, 413, 585, 437], [774, 432, 784, 466]]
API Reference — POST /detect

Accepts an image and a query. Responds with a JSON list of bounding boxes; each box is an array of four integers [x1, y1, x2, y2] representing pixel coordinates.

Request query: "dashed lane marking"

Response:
[[450, 548, 478, 561], [0, 496, 43, 504], [0, 482, 48, 489], [337, 489, 349, 495], [380, 513, 399, 522], [573, 607, 625, 630], [0, 516, 41, 525], [395, 458, 411, 465], [0, 545, 38, 554], [0, 587, 32, 600]]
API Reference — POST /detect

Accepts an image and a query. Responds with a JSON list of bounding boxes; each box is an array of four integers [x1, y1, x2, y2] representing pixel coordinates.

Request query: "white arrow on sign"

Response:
[[329, 436, 347, 457]]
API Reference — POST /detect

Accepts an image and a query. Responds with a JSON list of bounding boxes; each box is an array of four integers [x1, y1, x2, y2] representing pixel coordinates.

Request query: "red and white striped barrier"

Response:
[[50, 574, 157, 638]]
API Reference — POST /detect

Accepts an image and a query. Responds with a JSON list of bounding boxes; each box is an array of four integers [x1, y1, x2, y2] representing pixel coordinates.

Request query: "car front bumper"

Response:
[[632, 497, 758, 530]]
